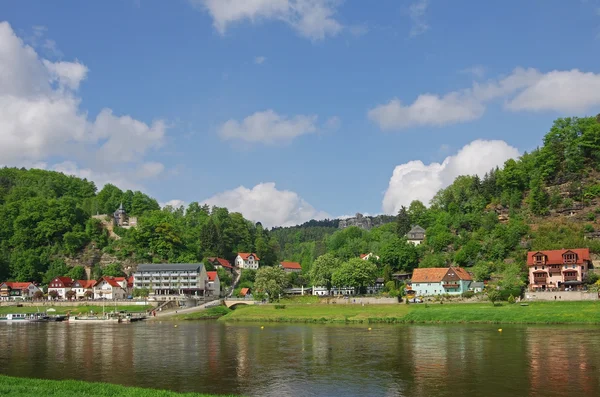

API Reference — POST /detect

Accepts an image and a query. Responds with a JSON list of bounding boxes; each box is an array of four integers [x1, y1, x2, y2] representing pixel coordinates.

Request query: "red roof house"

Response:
[[526, 249, 592, 291], [280, 262, 302, 273]]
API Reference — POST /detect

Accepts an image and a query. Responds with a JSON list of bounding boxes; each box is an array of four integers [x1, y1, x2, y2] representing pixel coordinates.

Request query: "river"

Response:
[[1, 321, 599, 397]]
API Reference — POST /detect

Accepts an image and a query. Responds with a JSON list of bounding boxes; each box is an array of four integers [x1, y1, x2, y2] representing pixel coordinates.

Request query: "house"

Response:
[[206, 271, 221, 297], [527, 248, 592, 291], [235, 253, 260, 270], [0, 282, 41, 300], [48, 277, 74, 299], [406, 225, 426, 245], [113, 203, 137, 228], [206, 257, 235, 274], [71, 280, 97, 299], [360, 253, 380, 261], [94, 276, 127, 300], [392, 273, 411, 282], [410, 267, 473, 296], [280, 262, 302, 273], [311, 286, 355, 296], [469, 281, 485, 293], [132, 263, 209, 296], [239, 287, 251, 298], [367, 278, 386, 294], [284, 286, 313, 296]]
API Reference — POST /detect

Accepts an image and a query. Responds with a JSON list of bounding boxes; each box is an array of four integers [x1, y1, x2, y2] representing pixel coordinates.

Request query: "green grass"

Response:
[[0, 375, 236, 396], [220, 301, 600, 324], [0, 305, 151, 315], [172, 306, 232, 321]]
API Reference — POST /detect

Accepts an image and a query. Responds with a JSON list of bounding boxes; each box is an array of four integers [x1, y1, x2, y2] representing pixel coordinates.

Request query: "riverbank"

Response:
[[219, 301, 600, 324], [0, 305, 151, 315], [171, 306, 231, 320], [0, 375, 236, 396]]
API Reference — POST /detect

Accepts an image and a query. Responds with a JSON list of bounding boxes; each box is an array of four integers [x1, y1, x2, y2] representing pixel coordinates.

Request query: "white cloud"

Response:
[[202, 182, 329, 228], [382, 140, 520, 214], [219, 109, 318, 144], [460, 65, 485, 79], [324, 115, 341, 130], [408, 0, 430, 37], [161, 199, 187, 209], [192, 0, 343, 40], [0, 21, 167, 190], [254, 55, 266, 64], [369, 67, 600, 130]]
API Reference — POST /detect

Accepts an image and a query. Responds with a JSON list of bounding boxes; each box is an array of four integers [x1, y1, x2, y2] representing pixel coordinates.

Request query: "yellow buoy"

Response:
[[261, 326, 264, 329], [174, 325, 178, 328], [368, 327, 372, 331], [498, 328, 502, 332]]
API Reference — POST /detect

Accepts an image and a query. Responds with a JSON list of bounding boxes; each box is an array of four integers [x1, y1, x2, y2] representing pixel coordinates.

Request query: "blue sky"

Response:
[[1, 0, 600, 227]]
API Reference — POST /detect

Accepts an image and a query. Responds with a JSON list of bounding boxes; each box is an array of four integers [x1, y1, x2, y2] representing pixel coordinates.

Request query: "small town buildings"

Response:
[[360, 253, 380, 261], [235, 253, 260, 270], [280, 261, 302, 273], [284, 286, 313, 296], [469, 281, 485, 293], [527, 248, 592, 291], [410, 267, 473, 296], [312, 286, 356, 296], [0, 282, 41, 300], [206, 271, 220, 296], [71, 280, 97, 299], [113, 203, 137, 228], [367, 278, 386, 294], [132, 263, 209, 296], [206, 257, 235, 274], [48, 277, 74, 299], [94, 276, 127, 300], [406, 225, 426, 245]]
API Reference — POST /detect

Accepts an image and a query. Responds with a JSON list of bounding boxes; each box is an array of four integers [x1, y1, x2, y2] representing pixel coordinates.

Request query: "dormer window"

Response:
[[533, 254, 545, 264], [563, 253, 577, 264]]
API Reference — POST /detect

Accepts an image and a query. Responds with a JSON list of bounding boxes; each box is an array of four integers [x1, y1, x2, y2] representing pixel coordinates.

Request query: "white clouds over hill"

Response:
[[0, 22, 167, 190], [369, 68, 600, 130], [382, 140, 520, 214]]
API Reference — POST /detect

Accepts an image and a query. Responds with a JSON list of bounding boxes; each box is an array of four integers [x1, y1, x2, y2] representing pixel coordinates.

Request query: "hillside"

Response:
[[1, 116, 599, 288]]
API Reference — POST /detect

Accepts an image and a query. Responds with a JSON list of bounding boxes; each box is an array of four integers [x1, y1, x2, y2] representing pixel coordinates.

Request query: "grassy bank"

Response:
[[0, 375, 235, 397], [0, 305, 151, 315], [220, 301, 600, 324], [172, 306, 231, 321]]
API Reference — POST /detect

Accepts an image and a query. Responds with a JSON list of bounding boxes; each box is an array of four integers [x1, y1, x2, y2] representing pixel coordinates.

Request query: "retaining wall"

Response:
[[523, 291, 599, 301], [324, 297, 399, 305]]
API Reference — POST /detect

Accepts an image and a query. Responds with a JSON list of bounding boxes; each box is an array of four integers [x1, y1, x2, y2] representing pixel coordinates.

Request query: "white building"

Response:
[[71, 280, 97, 299], [94, 277, 127, 300], [133, 263, 209, 296], [312, 286, 356, 296], [406, 225, 426, 245], [235, 253, 260, 270], [0, 282, 41, 300], [48, 277, 74, 299], [206, 271, 220, 297]]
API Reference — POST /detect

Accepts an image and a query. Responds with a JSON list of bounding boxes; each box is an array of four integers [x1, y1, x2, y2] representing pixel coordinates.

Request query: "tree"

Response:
[[254, 266, 288, 301], [102, 263, 125, 277], [43, 259, 68, 285], [133, 288, 150, 298], [84, 290, 94, 300], [33, 290, 44, 301], [67, 266, 86, 281], [331, 258, 377, 295], [486, 288, 501, 306], [309, 254, 341, 294], [48, 290, 59, 300], [217, 268, 232, 287], [66, 290, 76, 300], [528, 174, 549, 216], [396, 206, 411, 238]]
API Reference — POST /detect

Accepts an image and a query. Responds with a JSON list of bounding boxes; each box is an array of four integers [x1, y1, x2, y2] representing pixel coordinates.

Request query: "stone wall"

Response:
[[523, 291, 599, 301], [324, 297, 398, 304]]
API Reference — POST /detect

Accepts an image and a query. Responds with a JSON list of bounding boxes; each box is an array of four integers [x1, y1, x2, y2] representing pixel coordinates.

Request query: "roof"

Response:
[[360, 254, 367, 259], [280, 261, 302, 270], [411, 267, 472, 283], [127, 276, 134, 287], [375, 277, 385, 283], [52, 277, 74, 287], [74, 280, 97, 289], [136, 263, 204, 272], [527, 249, 590, 266], [207, 257, 233, 269], [3, 282, 35, 290], [206, 271, 218, 281], [408, 225, 426, 234], [99, 276, 122, 288], [470, 281, 485, 288], [240, 287, 250, 296], [238, 253, 260, 261]]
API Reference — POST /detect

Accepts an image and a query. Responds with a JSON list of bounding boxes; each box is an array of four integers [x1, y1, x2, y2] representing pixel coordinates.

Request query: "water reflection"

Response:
[[0, 322, 599, 397]]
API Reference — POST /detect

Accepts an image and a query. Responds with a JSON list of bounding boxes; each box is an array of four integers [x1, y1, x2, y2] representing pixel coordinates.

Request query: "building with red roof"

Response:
[[410, 267, 473, 296], [235, 253, 260, 270], [527, 249, 592, 291], [94, 276, 127, 300], [0, 282, 41, 300], [206, 271, 221, 296], [71, 280, 97, 299], [280, 262, 302, 273], [48, 276, 74, 300], [206, 257, 234, 273]]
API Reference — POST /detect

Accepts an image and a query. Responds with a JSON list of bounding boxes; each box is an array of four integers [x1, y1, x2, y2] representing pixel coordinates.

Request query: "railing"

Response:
[[563, 276, 578, 282]]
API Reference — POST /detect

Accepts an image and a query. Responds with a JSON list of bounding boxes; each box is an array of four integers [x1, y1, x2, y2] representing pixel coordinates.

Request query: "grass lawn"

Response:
[[0, 375, 235, 397], [0, 305, 151, 315], [220, 301, 600, 324], [172, 306, 231, 321]]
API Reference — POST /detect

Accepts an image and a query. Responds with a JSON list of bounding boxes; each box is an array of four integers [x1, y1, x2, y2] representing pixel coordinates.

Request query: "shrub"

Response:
[[507, 294, 516, 304], [274, 304, 286, 309], [584, 224, 595, 233], [461, 291, 475, 299], [587, 212, 596, 221], [563, 198, 573, 208]]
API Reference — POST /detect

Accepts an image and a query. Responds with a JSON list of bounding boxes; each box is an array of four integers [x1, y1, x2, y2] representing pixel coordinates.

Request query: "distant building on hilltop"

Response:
[[406, 225, 426, 245], [92, 203, 137, 230], [338, 213, 394, 230]]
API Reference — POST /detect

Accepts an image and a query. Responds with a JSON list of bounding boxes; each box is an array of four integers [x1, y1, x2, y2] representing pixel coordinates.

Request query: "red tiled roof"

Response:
[[280, 261, 302, 270], [52, 277, 73, 287], [207, 257, 233, 269], [99, 276, 122, 288], [207, 271, 218, 281], [238, 253, 260, 261], [113, 277, 126, 282], [3, 282, 35, 290], [240, 287, 250, 296], [527, 249, 590, 266], [75, 280, 97, 289], [360, 254, 367, 259], [411, 267, 472, 283], [127, 276, 134, 287]]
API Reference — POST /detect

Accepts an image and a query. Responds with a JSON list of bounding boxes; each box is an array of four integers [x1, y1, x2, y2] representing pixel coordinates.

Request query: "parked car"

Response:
[[409, 297, 423, 303]]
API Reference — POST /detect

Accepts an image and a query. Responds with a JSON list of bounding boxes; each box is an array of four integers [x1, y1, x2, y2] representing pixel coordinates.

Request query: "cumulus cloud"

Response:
[[254, 55, 266, 64], [0, 21, 167, 189], [408, 0, 430, 37], [202, 182, 329, 228], [219, 109, 319, 144], [369, 67, 600, 130], [161, 199, 187, 209], [382, 140, 520, 214], [191, 0, 343, 40]]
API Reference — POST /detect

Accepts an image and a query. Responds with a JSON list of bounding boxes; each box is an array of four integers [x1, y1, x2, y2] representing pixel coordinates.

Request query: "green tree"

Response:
[[331, 258, 377, 294], [254, 266, 288, 301], [309, 254, 341, 294], [528, 174, 549, 215], [102, 263, 125, 277], [67, 266, 86, 281], [133, 288, 150, 298], [396, 206, 411, 238], [43, 259, 68, 284]]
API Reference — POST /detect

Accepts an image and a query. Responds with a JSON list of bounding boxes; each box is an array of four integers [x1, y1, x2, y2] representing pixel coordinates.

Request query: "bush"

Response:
[[587, 212, 596, 221], [274, 304, 286, 309], [584, 224, 595, 233], [461, 291, 475, 299], [507, 294, 516, 304]]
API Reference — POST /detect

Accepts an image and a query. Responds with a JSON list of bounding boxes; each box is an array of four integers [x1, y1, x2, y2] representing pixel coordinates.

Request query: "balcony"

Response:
[[563, 276, 579, 282], [443, 283, 459, 289]]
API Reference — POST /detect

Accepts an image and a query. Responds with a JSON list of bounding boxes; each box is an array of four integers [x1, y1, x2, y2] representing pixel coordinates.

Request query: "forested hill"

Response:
[[1, 115, 600, 287]]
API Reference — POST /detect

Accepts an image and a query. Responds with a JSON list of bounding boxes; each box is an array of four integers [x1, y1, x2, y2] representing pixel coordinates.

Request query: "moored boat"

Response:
[[0, 313, 50, 322]]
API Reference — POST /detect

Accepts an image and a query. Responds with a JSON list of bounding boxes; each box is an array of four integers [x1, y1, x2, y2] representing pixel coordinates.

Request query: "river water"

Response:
[[1, 321, 599, 397]]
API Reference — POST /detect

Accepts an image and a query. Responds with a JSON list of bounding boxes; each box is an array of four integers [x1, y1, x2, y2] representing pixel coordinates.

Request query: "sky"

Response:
[[1, 0, 600, 228]]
